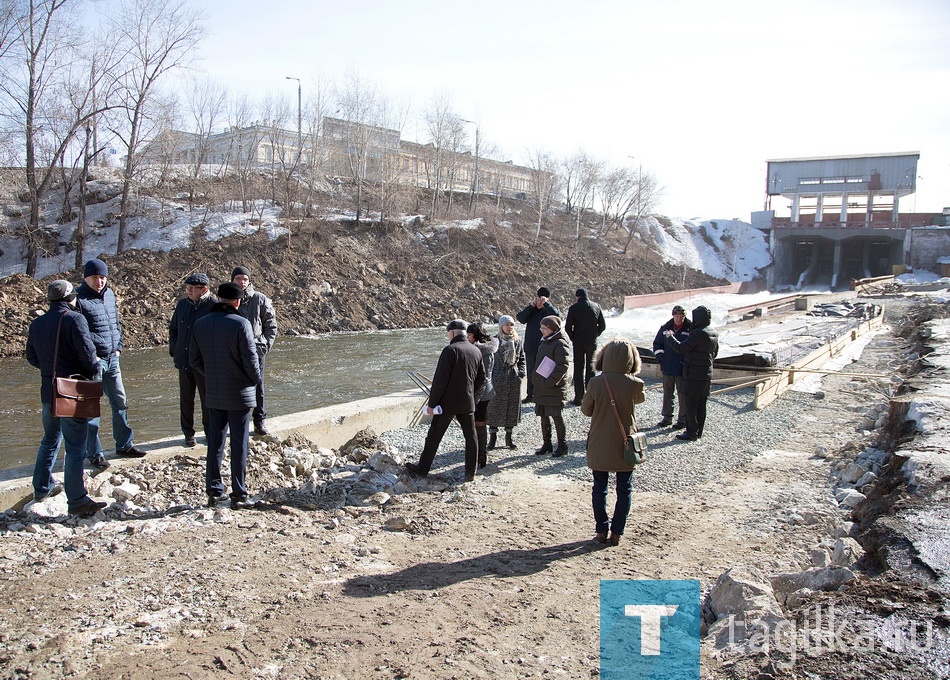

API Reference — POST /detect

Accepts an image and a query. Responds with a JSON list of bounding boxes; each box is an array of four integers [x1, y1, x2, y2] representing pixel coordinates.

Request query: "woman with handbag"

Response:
[[580, 337, 645, 546]]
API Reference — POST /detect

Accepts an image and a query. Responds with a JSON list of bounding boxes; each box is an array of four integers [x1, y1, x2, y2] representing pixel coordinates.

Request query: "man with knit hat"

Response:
[[230, 266, 277, 436], [405, 319, 485, 482], [26, 280, 106, 518], [565, 288, 606, 405], [516, 286, 559, 403], [76, 258, 146, 466], [169, 273, 216, 447], [190, 282, 263, 508]]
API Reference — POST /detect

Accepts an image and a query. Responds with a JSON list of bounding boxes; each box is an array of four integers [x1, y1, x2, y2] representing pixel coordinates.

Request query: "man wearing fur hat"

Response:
[[76, 258, 146, 466], [169, 273, 217, 447], [516, 286, 559, 403], [406, 319, 485, 482], [565, 288, 606, 405], [230, 266, 277, 436]]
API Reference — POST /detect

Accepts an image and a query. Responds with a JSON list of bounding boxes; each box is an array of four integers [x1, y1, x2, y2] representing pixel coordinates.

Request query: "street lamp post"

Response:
[[285, 76, 302, 167], [462, 119, 479, 214]]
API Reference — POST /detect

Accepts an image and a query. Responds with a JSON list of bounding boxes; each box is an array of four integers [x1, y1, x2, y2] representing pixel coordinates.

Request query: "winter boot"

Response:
[[552, 416, 568, 456], [553, 441, 569, 457], [487, 428, 498, 450], [535, 419, 553, 455], [505, 428, 516, 449], [477, 425, 488, 468]]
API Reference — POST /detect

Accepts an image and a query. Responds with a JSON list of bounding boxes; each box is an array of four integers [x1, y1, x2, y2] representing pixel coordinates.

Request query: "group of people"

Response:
[[405, 288, 719, 547], [28, 261, 277, 515], [29, 266, 718, 541]]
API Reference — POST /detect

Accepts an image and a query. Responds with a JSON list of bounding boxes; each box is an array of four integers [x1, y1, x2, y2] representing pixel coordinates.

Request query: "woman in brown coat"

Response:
[[580, 337, 645, 546]]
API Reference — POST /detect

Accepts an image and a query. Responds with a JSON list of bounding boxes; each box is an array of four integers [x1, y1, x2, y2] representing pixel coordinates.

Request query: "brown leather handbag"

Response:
[[603, 374, 647, 466], [50, 312, 103, 419]]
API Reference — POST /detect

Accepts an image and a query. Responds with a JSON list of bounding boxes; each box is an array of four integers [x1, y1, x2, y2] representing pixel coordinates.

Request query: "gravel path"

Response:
[[381, 378, 814, 493]]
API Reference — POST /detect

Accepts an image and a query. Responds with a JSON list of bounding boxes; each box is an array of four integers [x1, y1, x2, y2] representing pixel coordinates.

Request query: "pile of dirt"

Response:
[[0, 214, 723, 358]]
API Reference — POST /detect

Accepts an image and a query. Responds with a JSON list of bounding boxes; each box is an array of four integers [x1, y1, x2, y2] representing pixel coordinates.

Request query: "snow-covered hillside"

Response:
[[641, 216, 771, 281]]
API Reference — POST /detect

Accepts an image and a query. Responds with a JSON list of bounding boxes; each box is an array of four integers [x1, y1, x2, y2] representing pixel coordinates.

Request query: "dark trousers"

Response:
[[525, 348, 538, 397], [206, 407, 251, 499], [684, 379, 711, 436], [572, 344, 596, 401], [178, 368, 208, 438], [254, 353, 267, 426], [592, 470, 633, 536], [660, 374, 686, 423], [417, 411, 477, 477]]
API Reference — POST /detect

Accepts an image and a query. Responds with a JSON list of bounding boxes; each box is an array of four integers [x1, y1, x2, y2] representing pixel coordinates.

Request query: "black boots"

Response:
[[477, 425, 488, 468], [487, 428, 498, 451], [535, 418, 553, 454], [553, 441, 569, 457], [505, 429, 516, 449]]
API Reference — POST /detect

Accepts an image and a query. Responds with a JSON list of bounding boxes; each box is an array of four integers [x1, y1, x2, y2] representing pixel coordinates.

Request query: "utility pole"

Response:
[[285, 76, 302, 169]]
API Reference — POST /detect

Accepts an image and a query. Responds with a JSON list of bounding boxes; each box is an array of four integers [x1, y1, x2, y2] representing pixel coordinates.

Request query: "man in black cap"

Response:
[[565, 288, 606, 405], [76, 258, 146, 466], [652, 305, 692, 428], [230, 266, 277, 435], [190, 282, 263, 508], [516, 286, 559, 403], [27, 280, 107, 518], [169, 273, 217, 447], [406, 319, 485, 482]]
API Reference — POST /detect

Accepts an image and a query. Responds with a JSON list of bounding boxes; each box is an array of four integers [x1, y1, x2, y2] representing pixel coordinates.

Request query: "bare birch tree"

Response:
[[109, 0, 204, 253], [526, 149, 560, 243]]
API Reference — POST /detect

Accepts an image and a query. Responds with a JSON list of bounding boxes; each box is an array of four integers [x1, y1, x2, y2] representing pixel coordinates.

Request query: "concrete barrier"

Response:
[[0, 388, 428, 512]]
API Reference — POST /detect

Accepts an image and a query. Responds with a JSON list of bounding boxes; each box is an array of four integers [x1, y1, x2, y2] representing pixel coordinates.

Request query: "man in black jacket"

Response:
[[516, 286, 559, 403], [565, 288, 606, 405], [27, 280, 107, 518], [664, 305, 719, 441], [406, 319, 485, 482], [169, 273, 216, 448], [190, 282, 263, 508], [651, 305, 692, 428]]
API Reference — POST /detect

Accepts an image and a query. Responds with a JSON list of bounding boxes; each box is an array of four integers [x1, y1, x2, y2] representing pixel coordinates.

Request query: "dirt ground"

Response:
[[2, 304, 947, 679]]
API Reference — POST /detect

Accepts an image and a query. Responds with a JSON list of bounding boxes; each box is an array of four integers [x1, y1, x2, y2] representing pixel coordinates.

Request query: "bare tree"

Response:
[[421, 93, 467, 218], [223, 92, 263, 213], [621, 169, 661, 254], [183, 74, 227, 205], [109, 0, 205, 253], [333, 69, 395, 224], [526, 149, 560, 243], [560, 151, 601, 238], [0, 0, 128, 276]]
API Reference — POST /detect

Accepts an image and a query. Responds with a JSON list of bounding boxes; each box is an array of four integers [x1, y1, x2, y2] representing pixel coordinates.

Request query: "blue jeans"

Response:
[[32, 402, 93, 510], [206, 408, 251, 499], [592, 470, 633, 536], [87, 354, 134, 458]]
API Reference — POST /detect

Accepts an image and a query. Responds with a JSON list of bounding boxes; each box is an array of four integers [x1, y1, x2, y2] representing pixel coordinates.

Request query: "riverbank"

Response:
[[1, 297, 948, 678]]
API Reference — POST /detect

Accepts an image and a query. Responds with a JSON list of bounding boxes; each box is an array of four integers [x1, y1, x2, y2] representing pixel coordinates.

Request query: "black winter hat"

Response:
[[83, 258, 108, 278], [575, 288, 588, 298], [217, 282, 243, 300], [231, 266, 251, 280], [537, 286, 550, 298]]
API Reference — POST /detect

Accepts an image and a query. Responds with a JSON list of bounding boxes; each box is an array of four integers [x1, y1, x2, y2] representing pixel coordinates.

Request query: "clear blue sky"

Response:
[[138, 0, 950, 220]]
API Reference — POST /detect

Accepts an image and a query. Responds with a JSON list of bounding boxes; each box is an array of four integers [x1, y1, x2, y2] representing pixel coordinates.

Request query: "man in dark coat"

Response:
[[516, 286, 559, 403], [565, 287, 606, 405], [190, 282, 263, 508], [231, 266, 278, 436], [169, 273, 216, 448], [664, 305, 719, 441], [75, 258, 145, 467], [652, 305, 692, 428], [27, 280, 107, 518], [406, 319, 485, 482]]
